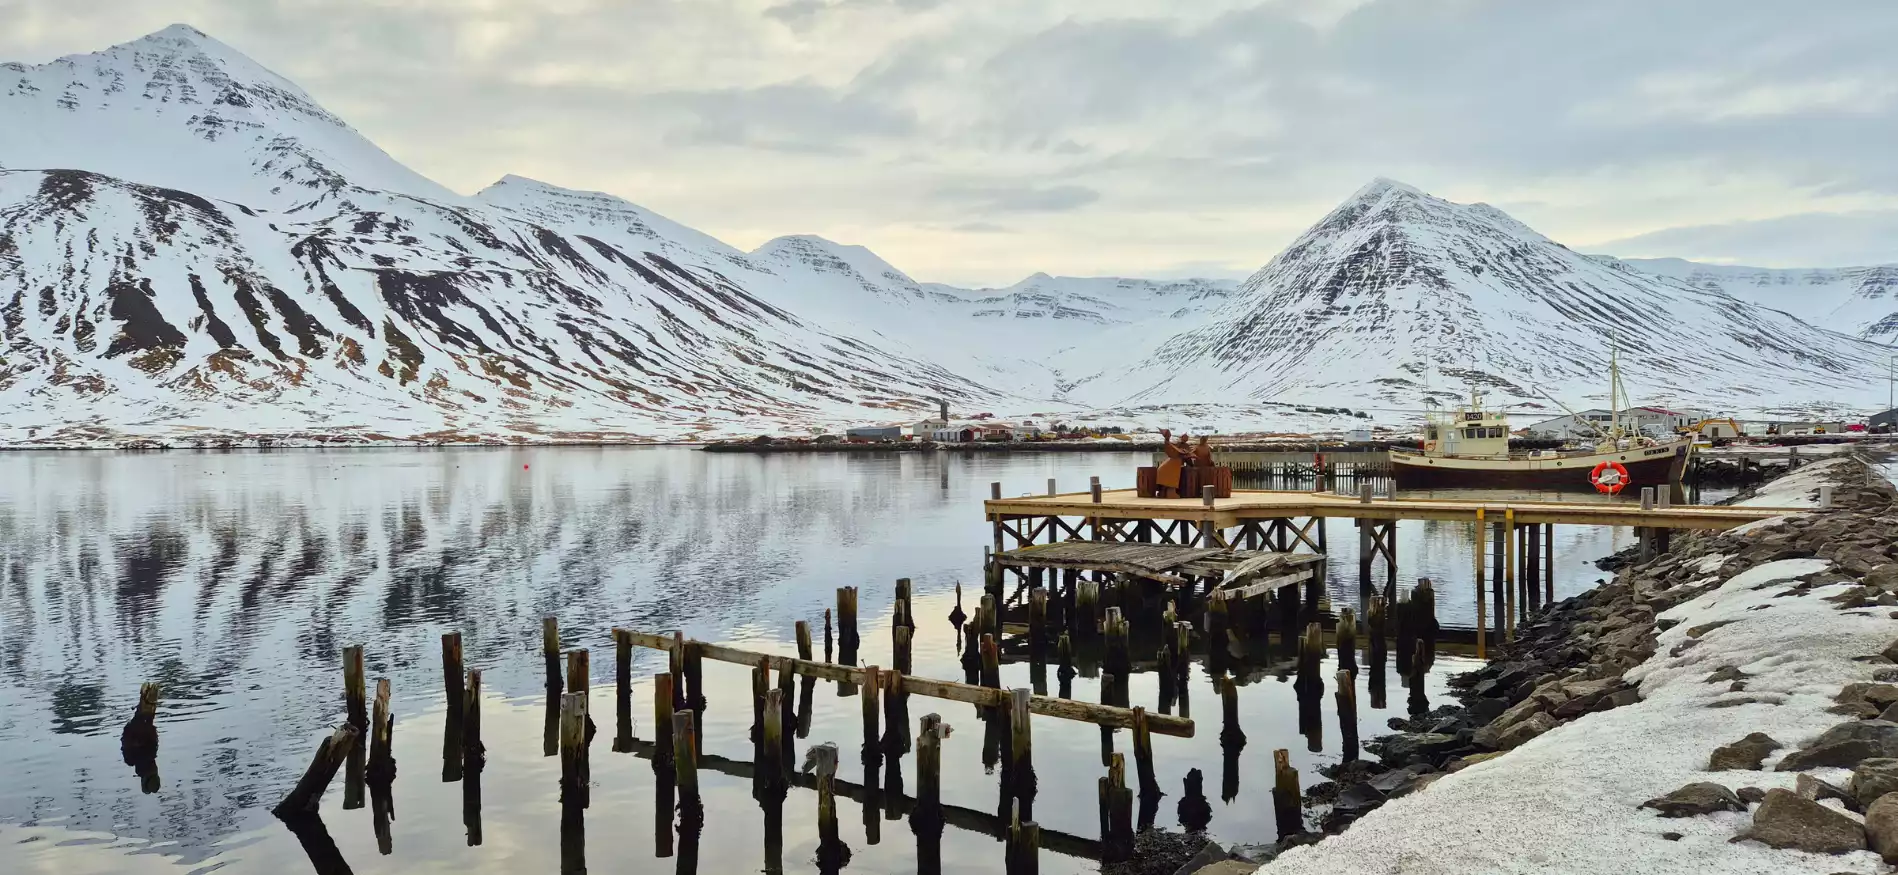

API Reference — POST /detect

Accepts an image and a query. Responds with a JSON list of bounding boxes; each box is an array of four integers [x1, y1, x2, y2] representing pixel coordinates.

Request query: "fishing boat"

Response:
[[1390, 351, 1694, 491]]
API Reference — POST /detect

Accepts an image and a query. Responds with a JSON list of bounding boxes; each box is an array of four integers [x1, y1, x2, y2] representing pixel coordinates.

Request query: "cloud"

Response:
[[3, 0, 1897, 285], [936, 183, 1100, 213], [1600, 210, 1898, 268], [952, 221, 1011, 233]]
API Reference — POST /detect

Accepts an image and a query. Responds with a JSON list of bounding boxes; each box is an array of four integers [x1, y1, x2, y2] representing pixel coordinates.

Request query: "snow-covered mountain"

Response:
[[0, 26, 1048, 445], [1605, 257, 1898, 345], [3, 26, 1893, 446], [1105, 179, 1896, 419]]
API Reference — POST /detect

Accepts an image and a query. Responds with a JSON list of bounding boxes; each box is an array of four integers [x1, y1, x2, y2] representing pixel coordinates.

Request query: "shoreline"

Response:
[[1173, 452, 1898, 873]]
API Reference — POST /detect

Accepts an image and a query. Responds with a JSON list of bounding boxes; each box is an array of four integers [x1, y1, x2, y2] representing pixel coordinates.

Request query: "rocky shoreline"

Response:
[[1160, 451, 1898, 874]]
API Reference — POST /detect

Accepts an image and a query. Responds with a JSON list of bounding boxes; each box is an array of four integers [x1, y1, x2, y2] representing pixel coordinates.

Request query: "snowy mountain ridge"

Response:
[[2, 27, 1894, 447], [1105, 178, 1895, 418], [1606, 256, 1898, 345]]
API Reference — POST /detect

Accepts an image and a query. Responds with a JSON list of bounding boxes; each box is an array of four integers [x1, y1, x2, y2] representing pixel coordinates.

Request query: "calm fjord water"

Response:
[[0, 447, 1660, 873]]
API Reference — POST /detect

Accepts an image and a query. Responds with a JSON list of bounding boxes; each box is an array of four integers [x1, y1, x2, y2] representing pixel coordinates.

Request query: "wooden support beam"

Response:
[[619, 630, 1194, 737]]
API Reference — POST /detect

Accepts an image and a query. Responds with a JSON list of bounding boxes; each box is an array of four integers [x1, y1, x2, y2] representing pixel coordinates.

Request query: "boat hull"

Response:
[[1390, 441, 1692, 491]]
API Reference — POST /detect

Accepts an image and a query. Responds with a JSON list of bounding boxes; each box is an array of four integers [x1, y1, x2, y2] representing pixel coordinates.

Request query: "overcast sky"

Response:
[[5, 0, 1896, 285]]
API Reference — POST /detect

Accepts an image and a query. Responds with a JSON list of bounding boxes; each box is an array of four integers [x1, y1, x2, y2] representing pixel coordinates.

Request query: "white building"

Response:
[[1524, 406, 1704, 440]]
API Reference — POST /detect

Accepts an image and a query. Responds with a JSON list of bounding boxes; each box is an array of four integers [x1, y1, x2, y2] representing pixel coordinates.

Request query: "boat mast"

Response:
[[1608, 341, 1620, 440]]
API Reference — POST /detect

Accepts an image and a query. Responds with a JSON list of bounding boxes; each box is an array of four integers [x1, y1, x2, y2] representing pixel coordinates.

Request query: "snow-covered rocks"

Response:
[[1739, 789, 1866, 854]]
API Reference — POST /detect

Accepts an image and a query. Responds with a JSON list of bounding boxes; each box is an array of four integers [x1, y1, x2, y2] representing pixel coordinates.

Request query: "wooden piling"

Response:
[[273, 725, 359, 819], [342, 646, 367, 730], [121, 682, 160, 759], [1099, 753, 1133, 863], [542, 616, 560, 663], [1271, 749, 1302, 838], [883, 670, 911, 757], [1294, 621, 1324, 699], [559, 691, 588, 805], [1075, 580, 1099, 637], [761, 688, 785, 796], [796, 620, 814, 662], [652, 672, 675, 768], [441, 632, 465, 718], [1028, 588, 1048, 653], [824, 609, 835, 663], [778, 663, 797, 770], [684, 641, 706, 736], [915, 713, 949, 827], [811, 743, 849, 870], [672, 710, 699, 803], [1336, 606, 1358, 676], [1504, 512, 1518, 638], [1219, 676, 1245, 749], [1474, 509, 1488, 659], [1414, 578, 1437, 673], [838, 586, 860, 651], [1009, 687, 1037, 815], [1367, 596, 1387, 669], [1104, 607, 1131, 679], [1007, 805, 1041, 875], [463, 669, 485, 767], [367, 678, 396, 785], [614, 629, 633, 753], [1335, 669, 1358, 763], [1408, 639, 1430, 716], [862, 665, 883, 764], [895, 625, 913, 676], [752, 657, 770, 754], [1131, 706, 1161, 799]]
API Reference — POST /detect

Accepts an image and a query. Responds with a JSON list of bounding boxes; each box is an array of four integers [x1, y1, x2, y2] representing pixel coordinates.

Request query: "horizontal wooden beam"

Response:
[[623, 629, 1194, 738], [622, 739, 1100, 859], [1211, 570, 1312, 601]]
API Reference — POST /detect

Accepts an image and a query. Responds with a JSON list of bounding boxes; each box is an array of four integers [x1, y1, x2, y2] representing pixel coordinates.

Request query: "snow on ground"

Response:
[[1733, 457, 1858, 507], [1265, 554, 1892, 875]]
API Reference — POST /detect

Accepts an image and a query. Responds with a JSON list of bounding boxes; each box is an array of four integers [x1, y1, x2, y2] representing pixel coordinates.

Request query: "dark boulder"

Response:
[[1640, 782, 1744, 818], [1708, 732, 1781, 771], [1737, 788, 1866, 854]]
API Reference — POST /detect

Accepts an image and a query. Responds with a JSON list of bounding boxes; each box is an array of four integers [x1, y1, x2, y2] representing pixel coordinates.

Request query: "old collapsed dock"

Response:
[[985, 481, 1807, 655]]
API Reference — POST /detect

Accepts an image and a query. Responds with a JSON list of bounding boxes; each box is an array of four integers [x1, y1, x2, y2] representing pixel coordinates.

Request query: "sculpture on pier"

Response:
[[1142, 430, 1233, 499]]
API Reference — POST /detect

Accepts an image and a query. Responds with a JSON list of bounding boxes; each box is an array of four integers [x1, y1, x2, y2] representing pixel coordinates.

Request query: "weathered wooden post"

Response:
[[652, 672, 675, 770], [796, 620, 814, 662], [1104, 607, 1131, 679], [1028, 588, 1048, 657], [1504, 512, 1518, 638], [1006, 802, 1042, 875], [824, 608, 835, 663], [542, 616, 561, 674], [778, 662, 797, 769], [1367, 596, 1388, 710], [761, 688, 785, 797], [684, 640, 707, 741], [367, 678, 396, 787], [1473, 508, 1488, 658], [1414, 578, 1437, 673], [883, 670, 911, 758], [1408, 639, 1430, 716], [1294, 622, 1324, 700], [1009, 688, 1037, 819], [1336, 606, 1358, 676], [752, 657, 770, 763], [915, 713, 949, 825], [1131, 706, 1161, 800], [1076, 580, 1100, 638], [1335, 669, 1358, 763], [613, 629, 634, 752], [121, 682, 160, 759], [559, 691, 588, 807], [1100, 753, 1134, 862], [463, 669, 485, 768], [273, 725, 360, 818], [341, 646, 367, 810], [862, 665, 884, 766], [980, 634, 1002, 691], [811, 743, 850, 871], [1219, 676, 1245, 749], [342, 645, 368, 729], [673, 710, 700, 810], [1271, 749, 1302, 838]]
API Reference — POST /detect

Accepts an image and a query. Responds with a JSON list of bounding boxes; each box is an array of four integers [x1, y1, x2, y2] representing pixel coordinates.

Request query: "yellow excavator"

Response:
[[1680, 418, 1744, 441]]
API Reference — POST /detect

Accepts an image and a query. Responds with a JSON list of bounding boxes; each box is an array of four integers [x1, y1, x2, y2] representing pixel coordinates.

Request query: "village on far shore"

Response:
[[721, 400, 1898, 449]]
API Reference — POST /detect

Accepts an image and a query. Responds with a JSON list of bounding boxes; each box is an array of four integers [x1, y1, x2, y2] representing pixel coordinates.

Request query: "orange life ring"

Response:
[[1590, 461, 1629, 494]]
